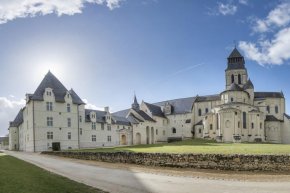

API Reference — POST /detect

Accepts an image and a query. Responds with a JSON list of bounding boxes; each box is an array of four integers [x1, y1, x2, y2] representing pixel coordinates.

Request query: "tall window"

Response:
[[67, 118, 71, 127], [210, 124, 213, 130], [47, 117, 53, 127], [101, 123, 104, 130], [275, 106, 279, 114], [107, 136, 111, 142], [238, 74, 241, 84], [251, 122, 254, 129], [80, 128, 82, 135], [231, 74, 234, 83], [67, 103, 71, 112], [47, 132, 53, 139], [205, 108, 209, 113], [172, 128, 176, 134], [198, 109, 202, 116], [107, 124, 111, 131], [92, 122, 96, 130], [243, 112, 247, 129], [92, 135, 96, 142], [267, 106, 270, 113], [260, 123, 262, 129], [238, 121, 240, 128], [46, 102, 53, 111], [68, 132, 71, 140], [156, 129, 158, 135]]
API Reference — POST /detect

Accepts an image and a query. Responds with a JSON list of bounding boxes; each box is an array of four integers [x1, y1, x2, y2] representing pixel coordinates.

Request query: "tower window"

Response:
[[275, 106, 279, 114], [231, 74, 234, 83], [238, 74, 241, 84]]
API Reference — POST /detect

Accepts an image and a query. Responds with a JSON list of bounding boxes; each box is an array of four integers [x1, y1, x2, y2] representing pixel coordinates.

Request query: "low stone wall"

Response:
[[41, 151, 290, 172]]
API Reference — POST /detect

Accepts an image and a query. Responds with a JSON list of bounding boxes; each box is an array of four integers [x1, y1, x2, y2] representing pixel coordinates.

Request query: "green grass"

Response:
[[70, 139, 290, 155], [0, 153, 106, 193]]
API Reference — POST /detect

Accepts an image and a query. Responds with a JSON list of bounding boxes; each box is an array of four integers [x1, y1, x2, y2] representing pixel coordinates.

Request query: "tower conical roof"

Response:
[[226, 47, 245, 70], [132, 94, 140, 110]]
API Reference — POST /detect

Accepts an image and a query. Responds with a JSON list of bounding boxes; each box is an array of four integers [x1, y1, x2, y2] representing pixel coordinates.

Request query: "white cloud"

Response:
[[239, 27, 290, 65], [0, 97, 25, 137], [252, 2, 290, 33], [0, 0, 123, 24], [82, 99, 104, 111], [239, 0, 248, 5], [218, 3, 237, 15]]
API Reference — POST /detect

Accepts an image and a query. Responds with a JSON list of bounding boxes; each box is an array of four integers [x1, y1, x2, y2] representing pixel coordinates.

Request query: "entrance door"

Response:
[[52, 142, 61, 151], [121, 135, 127, 145], [136, 133, 141, 145]]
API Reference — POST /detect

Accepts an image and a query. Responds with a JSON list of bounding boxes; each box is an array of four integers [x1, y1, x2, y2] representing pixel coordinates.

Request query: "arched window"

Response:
[[267, 106, 270, 113], [205, 108, 209, 113], [231, 74, 234, 83], [231, 97, 234, 102], [238, 74, 241, 84], [243, 112, 247, 129], [251, 122, 254, 129], [275, 106, 279, 114], [198, 109, 202, 116], [172, 128, 176, 134]]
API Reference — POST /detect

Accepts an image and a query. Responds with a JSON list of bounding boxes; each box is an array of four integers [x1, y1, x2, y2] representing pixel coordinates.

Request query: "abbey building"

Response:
[[8, 48, 290, 151]]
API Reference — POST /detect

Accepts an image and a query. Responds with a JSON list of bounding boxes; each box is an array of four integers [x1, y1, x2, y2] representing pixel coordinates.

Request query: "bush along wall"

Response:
[[41, 151, 290, 172]]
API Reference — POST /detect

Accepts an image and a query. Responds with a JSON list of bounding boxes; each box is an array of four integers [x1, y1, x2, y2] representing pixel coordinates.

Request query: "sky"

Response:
[[0, 0, 290, 137]]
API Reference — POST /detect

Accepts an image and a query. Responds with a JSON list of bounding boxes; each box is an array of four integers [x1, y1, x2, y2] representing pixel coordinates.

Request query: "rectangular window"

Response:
[[68, 132, 71, 140], [260, 123, 262, 129], [47, 117, 53, 127], [275, 106, 279, 114], [80, 128, 82, 135], [67, 118, 71, 127], [67, 103, 71, 112], [92, 122, 96, 130], [210, 124, 213, 130], [107, 135, 111, 142], [101, 123, 104, 130], [92, 135, 96, 142], [47, 132, 53, 139], [107, 124, 111, 131], [79, 116, 82, 122], [163, 130, 165, 136], [46, 102, 53, 111], [156, 129, 158, 135]]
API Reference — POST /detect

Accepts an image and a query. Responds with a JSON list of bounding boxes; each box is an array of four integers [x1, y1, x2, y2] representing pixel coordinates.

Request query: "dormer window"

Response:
[[46, 91, 52, 96], [67, 94, 70, 98]]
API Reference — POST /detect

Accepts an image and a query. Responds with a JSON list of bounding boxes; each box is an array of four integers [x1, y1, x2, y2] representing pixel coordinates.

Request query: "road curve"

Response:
[[5, 151, 290, 193]]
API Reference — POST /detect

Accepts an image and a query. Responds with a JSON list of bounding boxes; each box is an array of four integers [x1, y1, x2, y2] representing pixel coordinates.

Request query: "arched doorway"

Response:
[[121, 135, 127, 145], [136, 133, 141, 145], [151, 127, 154, 144]]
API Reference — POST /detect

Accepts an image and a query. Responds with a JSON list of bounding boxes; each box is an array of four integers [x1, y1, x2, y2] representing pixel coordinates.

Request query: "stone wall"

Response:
[[41, 151, 290, 172]]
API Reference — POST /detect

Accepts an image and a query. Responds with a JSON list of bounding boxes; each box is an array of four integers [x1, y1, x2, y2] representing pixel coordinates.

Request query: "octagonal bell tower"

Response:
[[225, 48, 248, 90]]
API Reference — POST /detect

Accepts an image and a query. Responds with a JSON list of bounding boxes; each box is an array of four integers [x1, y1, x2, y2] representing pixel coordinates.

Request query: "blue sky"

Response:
[[0, 0, 290, 136]]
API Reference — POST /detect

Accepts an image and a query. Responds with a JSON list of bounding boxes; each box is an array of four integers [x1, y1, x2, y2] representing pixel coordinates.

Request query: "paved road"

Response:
[[5, 151, 290, 193]]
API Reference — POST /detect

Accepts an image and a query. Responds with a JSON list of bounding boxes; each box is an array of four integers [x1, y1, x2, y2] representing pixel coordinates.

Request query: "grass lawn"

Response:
[[0, 153, 106, 193], [71, 139, 290, 155]]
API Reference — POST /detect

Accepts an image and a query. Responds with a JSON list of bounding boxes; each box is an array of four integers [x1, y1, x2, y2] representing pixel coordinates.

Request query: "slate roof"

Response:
[[228, 48, 243, 58], [112, 116, 131, 126], [10, 109, 24, 127], [31, 71, 84, 104], [226, 48, 246, 70], [144, 102, 165, 117], [284, 113, 290, 120], [254, 92, 284, 99], [135, 110, 156, 122], [85, 109, 106, 123], [244, 79, 254, 89], [265, 115, 282, 122], [69, 89, 85, 105], [194, 95, 220, 102], [153, 97, 196, 114], [127, 113, 143, 123]]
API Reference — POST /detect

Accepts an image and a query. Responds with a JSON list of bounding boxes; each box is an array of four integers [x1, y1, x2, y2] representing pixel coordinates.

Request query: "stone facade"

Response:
[[42, 151, 290, 172], [8, 48, 290, 152]]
